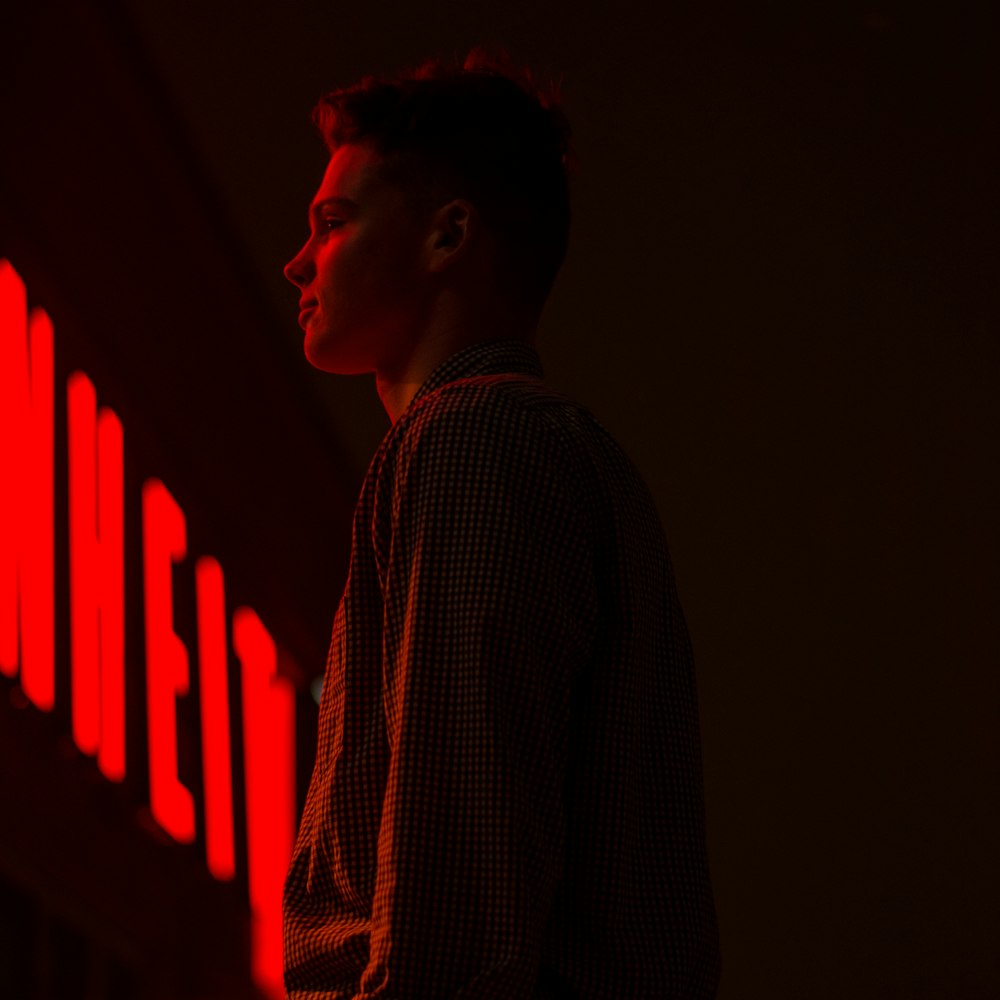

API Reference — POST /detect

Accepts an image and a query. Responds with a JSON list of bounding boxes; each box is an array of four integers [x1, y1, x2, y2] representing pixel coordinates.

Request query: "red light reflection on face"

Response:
[[0, 260, 54, 710]]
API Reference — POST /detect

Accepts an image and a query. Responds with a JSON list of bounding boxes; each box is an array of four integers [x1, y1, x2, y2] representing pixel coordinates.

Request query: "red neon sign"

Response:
[[235, 606, 296, 994], [0, 261, 54, 710], [0, 259, 294, 1000], [68, 369, 125, 782], [197, 554, 235, 882], [143, 477, 196, 844]]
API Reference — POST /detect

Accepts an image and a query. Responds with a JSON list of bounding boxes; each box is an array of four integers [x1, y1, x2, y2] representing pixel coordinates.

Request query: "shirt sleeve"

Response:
[[355, 397, 599, 998]]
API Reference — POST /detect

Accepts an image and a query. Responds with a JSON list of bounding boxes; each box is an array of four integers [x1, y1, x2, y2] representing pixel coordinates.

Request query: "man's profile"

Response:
[[281, 47, 721, 999]]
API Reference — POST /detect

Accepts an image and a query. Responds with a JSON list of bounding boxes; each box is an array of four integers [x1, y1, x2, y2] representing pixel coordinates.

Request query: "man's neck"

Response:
[[375, 312, 537, 425]]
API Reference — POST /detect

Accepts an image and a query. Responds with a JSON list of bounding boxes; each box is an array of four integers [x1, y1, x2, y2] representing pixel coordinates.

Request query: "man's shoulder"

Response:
[[376, 372, 600, 487], [418, 370, 572, 414], [367, 369, 665, 553], [399, 371, 562, 432]]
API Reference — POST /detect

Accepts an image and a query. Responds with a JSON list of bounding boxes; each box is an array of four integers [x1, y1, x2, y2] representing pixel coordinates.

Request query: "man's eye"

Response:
[[322, 218, 344, 231]]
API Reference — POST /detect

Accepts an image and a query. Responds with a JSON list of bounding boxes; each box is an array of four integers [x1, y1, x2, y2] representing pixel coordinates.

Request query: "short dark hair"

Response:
[[312, 47, 575, 315]]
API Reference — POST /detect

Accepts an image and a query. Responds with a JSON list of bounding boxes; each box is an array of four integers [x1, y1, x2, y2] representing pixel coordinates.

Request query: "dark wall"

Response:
[[2, 1, 997, 997]]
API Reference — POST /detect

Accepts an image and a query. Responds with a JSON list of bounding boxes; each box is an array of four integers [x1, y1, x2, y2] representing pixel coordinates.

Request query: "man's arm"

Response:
[[356, 399, 598, 998]]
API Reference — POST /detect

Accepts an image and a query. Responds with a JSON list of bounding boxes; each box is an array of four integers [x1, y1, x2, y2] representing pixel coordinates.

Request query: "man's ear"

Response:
[[427, 199, 475, 273]]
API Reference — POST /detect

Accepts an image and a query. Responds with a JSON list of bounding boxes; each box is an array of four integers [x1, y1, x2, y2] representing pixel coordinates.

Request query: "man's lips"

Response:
[[298, 300, 318, 326]]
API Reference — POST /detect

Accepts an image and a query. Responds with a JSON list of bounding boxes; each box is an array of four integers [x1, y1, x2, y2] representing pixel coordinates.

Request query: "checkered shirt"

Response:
[[282, 338, 721, 998]]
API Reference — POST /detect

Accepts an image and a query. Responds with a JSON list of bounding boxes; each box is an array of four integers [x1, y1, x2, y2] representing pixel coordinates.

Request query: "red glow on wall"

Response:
[[196, 555, 235, 882], [0, 260, 54, 710], [142, 478, 196, 845], [235, 606, 296, 1000], [68, 370, 126, 782]]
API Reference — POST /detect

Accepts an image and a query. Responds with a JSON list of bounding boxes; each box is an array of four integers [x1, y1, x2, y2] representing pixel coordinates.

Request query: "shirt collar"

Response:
[[408, 338, 545, 411]]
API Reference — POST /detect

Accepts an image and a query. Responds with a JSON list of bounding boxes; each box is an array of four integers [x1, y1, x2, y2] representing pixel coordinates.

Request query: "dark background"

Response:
[[1, 1, 997, 997]]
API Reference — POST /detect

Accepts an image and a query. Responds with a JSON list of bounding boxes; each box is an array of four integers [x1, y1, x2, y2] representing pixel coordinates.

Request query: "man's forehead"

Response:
[[313, 143, 381, 204]]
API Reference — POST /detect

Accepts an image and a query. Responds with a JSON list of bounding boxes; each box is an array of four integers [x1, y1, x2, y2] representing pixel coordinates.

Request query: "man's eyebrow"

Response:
[[310, 196, 359, 216]]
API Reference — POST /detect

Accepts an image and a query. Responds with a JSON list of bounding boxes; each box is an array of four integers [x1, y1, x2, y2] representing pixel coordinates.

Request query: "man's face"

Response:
[[284, 143, 432, 375]]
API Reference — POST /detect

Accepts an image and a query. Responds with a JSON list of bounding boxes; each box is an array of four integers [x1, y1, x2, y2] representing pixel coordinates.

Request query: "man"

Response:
[[281, 48, 721, 999]]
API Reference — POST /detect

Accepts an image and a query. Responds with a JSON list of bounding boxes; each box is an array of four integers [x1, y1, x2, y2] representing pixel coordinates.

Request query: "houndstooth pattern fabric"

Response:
[[282, 339, 721, 999]]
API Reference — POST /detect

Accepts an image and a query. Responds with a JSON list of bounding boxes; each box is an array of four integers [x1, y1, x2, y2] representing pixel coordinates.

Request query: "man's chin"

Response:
[[304, 333, 372, 376]]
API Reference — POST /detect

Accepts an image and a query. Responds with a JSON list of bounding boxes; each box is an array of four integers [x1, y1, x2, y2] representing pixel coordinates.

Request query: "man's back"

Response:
[[282, 339, 721, 998]]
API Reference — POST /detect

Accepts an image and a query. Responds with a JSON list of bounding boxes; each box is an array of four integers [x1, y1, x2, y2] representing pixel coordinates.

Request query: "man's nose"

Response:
[[283, 245, 312, 288]]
